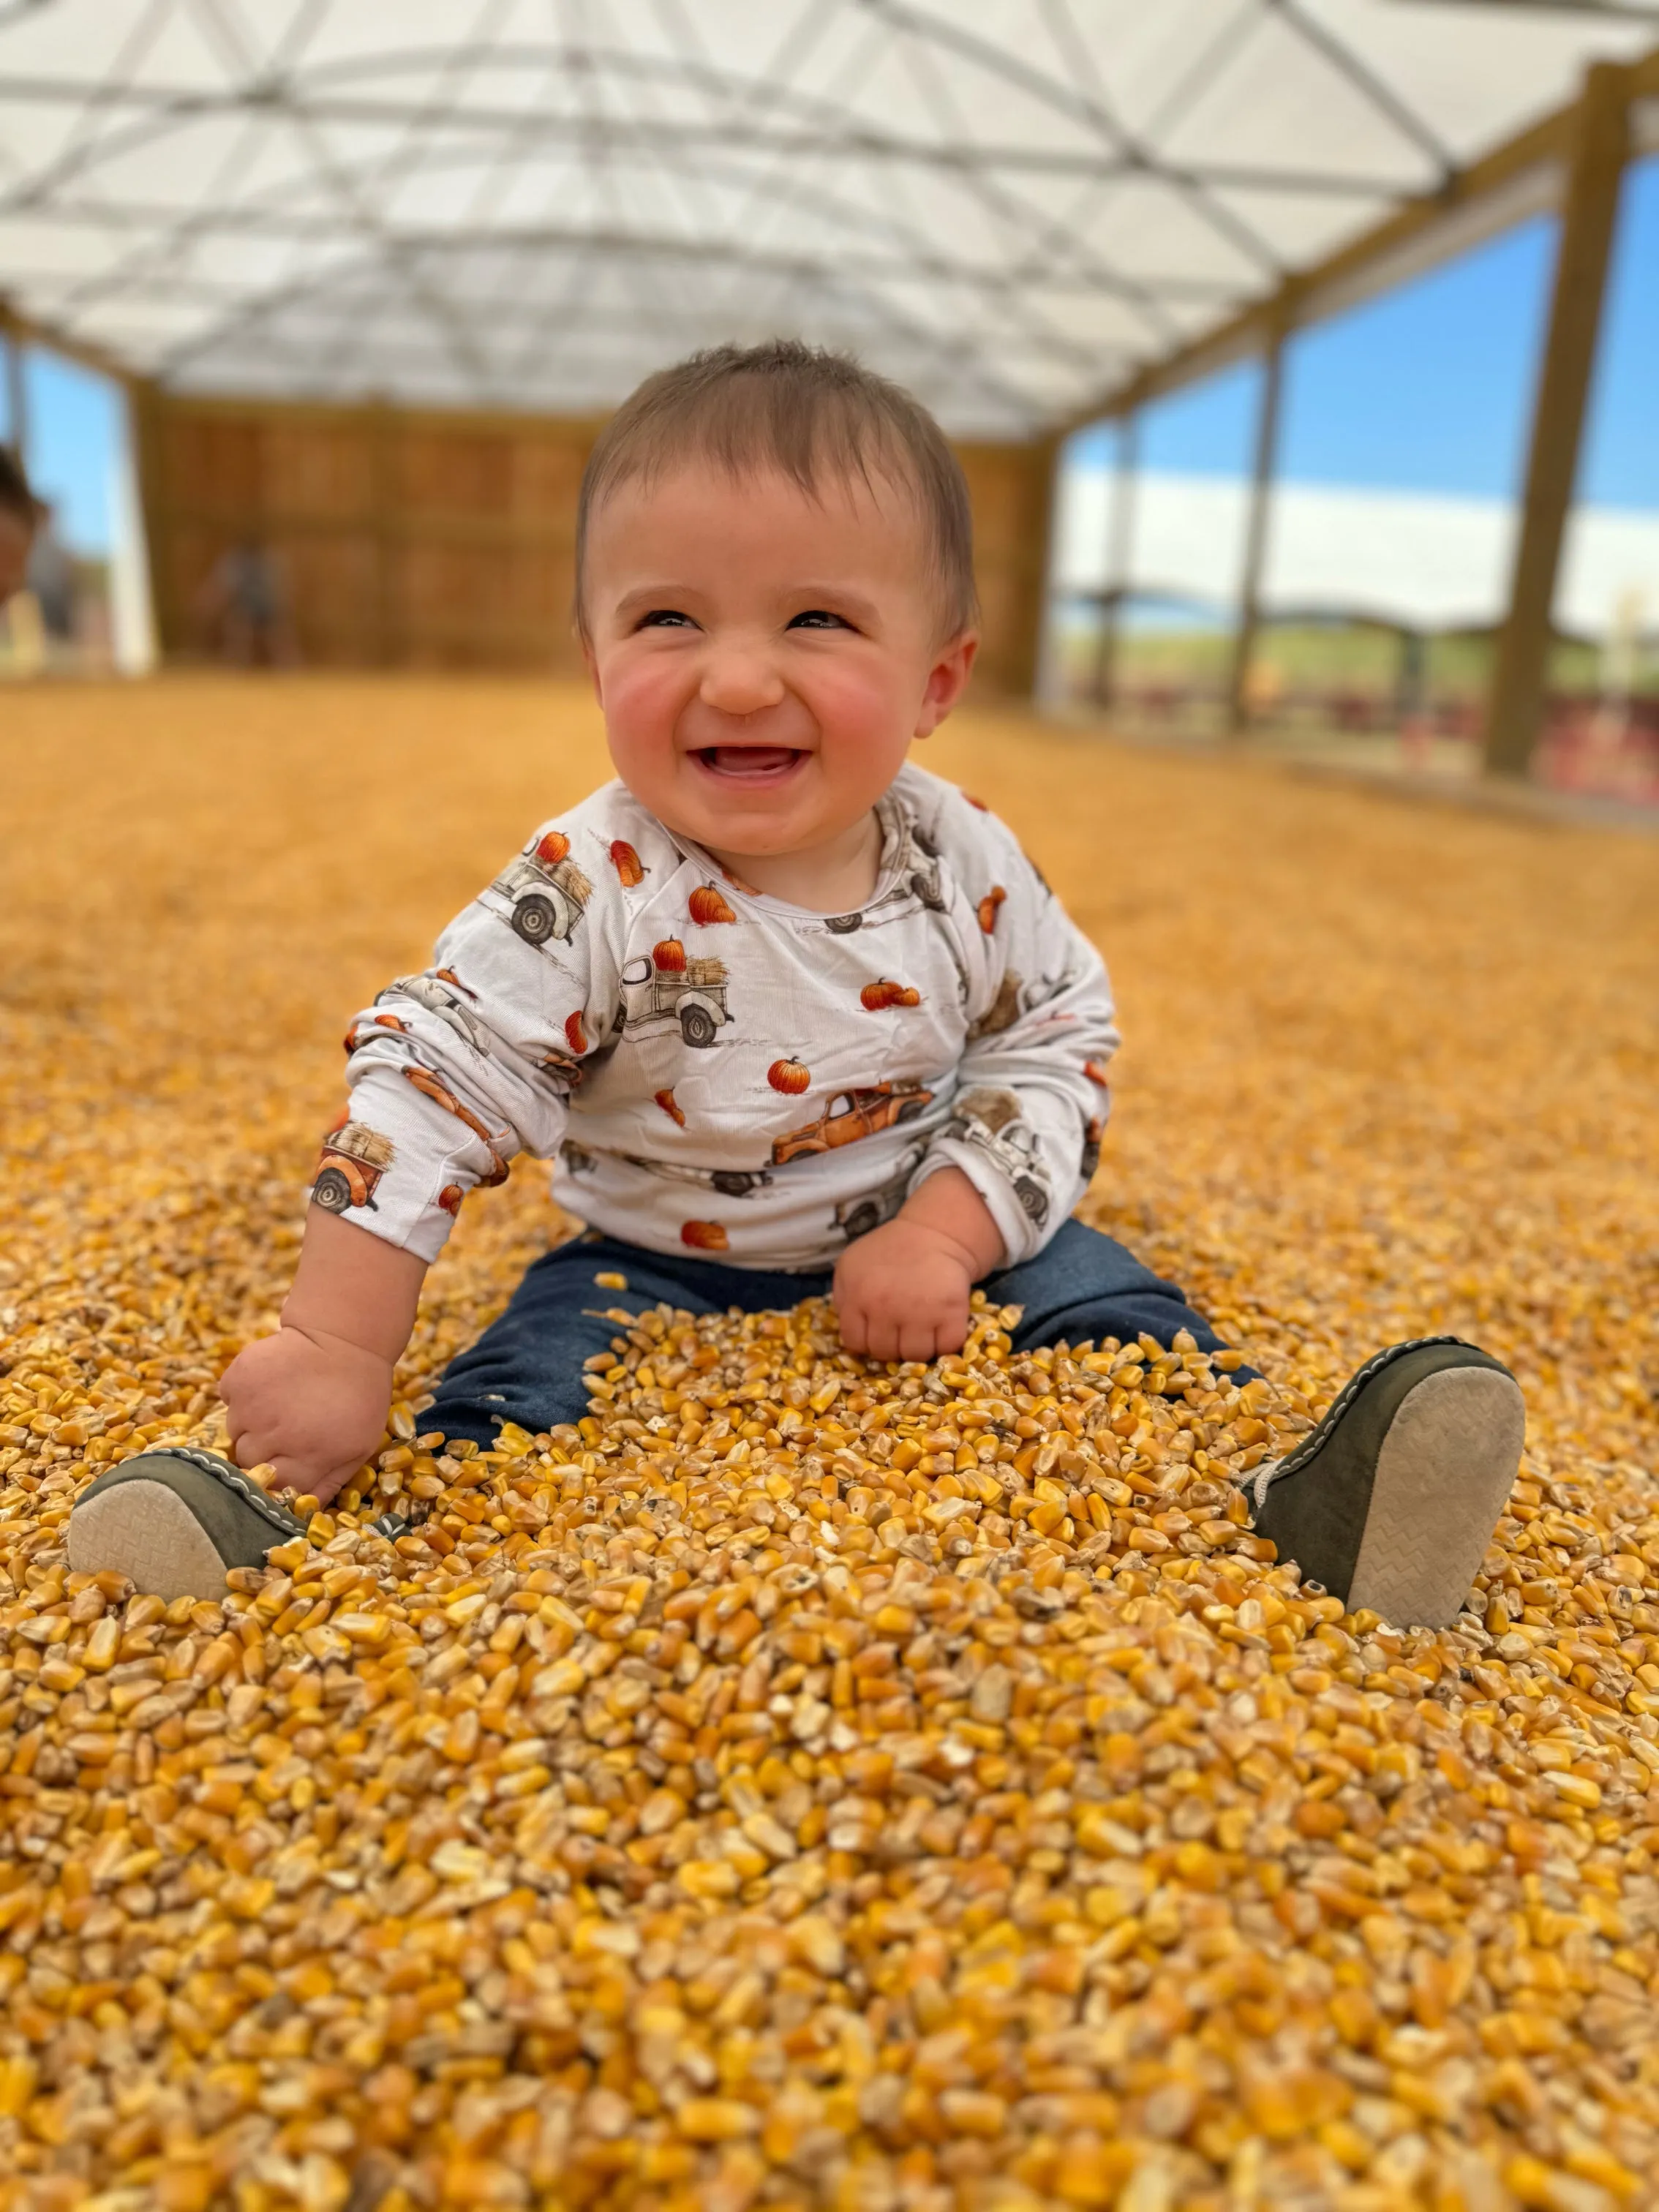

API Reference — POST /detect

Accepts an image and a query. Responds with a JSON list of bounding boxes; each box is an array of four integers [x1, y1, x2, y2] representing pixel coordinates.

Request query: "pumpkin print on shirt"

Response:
[[767, 1056, 810, 1095], [609, 840, 646, 888], [688, 884, 737, 926], [859, 979, 921, 1011]]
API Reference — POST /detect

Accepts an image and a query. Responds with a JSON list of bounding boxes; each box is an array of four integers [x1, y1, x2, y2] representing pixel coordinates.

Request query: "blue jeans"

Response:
[[426, 1219, 1254, 1445]]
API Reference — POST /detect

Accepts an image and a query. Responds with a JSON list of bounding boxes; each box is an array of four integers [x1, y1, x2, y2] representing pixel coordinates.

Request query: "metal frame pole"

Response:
[[1091, 411, 1140, 710], [1483, 61, 1631, 780], [1226, 320, 1287, 735]]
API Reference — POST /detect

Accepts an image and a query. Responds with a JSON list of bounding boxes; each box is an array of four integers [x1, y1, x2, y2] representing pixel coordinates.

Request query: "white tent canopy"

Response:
[[1, 0, 1655, 436]]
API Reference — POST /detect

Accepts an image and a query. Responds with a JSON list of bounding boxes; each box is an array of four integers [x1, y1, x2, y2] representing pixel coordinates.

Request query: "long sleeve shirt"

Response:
[[323, 764, 1119, 1274]]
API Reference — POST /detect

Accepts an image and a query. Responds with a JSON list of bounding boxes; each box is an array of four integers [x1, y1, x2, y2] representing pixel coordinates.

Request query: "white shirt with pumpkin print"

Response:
[[326, 764, 1120, 1273]]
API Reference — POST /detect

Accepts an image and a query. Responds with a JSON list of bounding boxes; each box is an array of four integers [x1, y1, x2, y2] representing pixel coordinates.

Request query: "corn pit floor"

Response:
[[1, 678, 1657, 2212]]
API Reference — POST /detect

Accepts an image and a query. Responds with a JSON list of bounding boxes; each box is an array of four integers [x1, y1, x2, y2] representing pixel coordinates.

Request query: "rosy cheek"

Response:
[[799, 661, 903, 750], [601, 655, 687, 748]]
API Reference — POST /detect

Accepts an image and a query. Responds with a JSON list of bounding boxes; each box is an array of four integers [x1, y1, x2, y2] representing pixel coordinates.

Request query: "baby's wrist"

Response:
[[897, 1166, 1004, 1279], [895, 1215, 981, 1279], [278, 1312, 395, 1373]]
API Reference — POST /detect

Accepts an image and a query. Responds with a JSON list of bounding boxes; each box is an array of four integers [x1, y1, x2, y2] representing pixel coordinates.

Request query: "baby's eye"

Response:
[[639, 609, 696, 630], [787, 609, 851, 631]]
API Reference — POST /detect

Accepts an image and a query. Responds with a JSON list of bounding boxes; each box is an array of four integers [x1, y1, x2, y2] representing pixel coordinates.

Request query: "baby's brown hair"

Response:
[[576, 339, 976, 638]]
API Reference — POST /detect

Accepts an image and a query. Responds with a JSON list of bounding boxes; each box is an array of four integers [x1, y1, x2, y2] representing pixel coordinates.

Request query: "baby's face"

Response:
[[582, 461, 976, 864]]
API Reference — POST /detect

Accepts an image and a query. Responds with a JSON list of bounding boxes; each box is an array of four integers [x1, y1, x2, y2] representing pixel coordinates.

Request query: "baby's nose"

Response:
[[699, 648, 786, 716]]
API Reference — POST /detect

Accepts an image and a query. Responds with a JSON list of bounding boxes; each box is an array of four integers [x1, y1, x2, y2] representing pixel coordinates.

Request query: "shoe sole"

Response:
[[67, 1479, 238, 1603], [1347, 1365, 1526, 1628]]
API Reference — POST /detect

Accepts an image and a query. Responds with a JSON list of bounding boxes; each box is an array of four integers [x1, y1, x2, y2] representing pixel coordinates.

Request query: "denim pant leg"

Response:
[[426, 1233, 832, 1445], [985, 1219, 1260, 1376]]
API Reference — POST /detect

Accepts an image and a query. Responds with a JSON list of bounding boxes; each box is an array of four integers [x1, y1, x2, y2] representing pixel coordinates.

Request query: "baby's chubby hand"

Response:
[[832, 1165, 1004, 1364], [220, 1324, 394, 1505], [219, 1205, 429, 1505], [833, 1218, 978, 1362]]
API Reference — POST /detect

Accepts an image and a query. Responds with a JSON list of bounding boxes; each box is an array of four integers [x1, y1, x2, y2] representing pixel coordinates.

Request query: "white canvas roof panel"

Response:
[[0, 0, 1654, 435]]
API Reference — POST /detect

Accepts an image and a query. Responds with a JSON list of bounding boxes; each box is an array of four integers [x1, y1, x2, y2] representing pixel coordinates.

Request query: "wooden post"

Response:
[[1227, 320, 1287, 735], [1001, 432, 1061, 700], [1483, 63, 1631, 779], [1091, 413, 1139, 710]]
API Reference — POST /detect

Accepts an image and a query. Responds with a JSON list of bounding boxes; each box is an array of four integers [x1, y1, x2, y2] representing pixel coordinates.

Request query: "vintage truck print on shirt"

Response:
[[486, 829, 594, 948], [832, 1144, 927, 1241], [619, 951, 732, 1049], [312, 1120, 395, 1213], [565, 1140, 772, 1200], [947, 1087, 1050, 1226], [399, 1065, 511, 1188], [382, 969, 490, 1055], [771, 1081, 933, 1167], [625, 1155, 775, 1200], [823, 827, 945, 933]]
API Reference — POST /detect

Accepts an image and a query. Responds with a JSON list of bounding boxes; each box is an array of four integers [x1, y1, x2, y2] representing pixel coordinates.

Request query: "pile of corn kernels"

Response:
[[1, 679, 1657, 2212]]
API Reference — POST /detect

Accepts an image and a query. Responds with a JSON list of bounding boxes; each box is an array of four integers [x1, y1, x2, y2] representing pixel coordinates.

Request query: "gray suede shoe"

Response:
[[1248, 1338, 1524, 1628], [68, 1447, 305, 1600]]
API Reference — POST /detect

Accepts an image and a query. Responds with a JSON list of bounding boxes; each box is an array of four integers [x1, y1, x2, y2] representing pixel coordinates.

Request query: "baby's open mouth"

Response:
[[692, 745, 808, 783]]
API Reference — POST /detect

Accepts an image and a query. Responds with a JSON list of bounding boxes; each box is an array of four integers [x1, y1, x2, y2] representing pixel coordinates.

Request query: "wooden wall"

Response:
[[133, 390, 1054, 693], [133, 393, 600, 674]]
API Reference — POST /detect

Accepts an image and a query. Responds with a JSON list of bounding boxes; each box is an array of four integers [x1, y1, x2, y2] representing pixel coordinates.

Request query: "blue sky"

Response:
[[0, 345, 127, 555], [4, 157, 1656, 552], [1077, 154, 1658, 514]]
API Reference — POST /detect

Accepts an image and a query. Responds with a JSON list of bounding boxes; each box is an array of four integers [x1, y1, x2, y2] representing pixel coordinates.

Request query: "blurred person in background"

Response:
[[24, 495, 78, 647], [197, 535, 297, 666], [0, 442, 34, 605], [0, 443, 47, 674]]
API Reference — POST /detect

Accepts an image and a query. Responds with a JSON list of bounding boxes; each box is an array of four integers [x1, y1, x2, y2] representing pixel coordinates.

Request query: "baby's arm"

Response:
[[220, 812, 608, 1497], [835, 789, 1119, 1363], [221, 1209, 426, 1502], [833, 1165, 1004, 1362]]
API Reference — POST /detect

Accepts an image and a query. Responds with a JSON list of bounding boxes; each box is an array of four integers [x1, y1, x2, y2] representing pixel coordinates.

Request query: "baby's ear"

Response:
[[915, 629, 979, 738]]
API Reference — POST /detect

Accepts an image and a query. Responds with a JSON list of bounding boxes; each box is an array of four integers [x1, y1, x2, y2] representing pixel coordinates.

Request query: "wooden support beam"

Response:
[[0, 293, 140, 393], [1226, 326, 1287, 736], [1091, 415, 1139, 711], [990, 432, 1061, 700], [1483, 63, 1632, 780]]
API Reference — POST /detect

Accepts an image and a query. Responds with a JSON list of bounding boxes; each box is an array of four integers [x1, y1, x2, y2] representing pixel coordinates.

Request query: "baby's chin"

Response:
[[677, 810, 836, 859], [648, 786, 871, 864]]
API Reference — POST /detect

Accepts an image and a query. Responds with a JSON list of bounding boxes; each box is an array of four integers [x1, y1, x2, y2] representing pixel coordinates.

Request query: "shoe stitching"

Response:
[[1248, 1336, 1475, 1513], [110, 1447, 305, 1541], [157, 1452, 407, 1542]]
